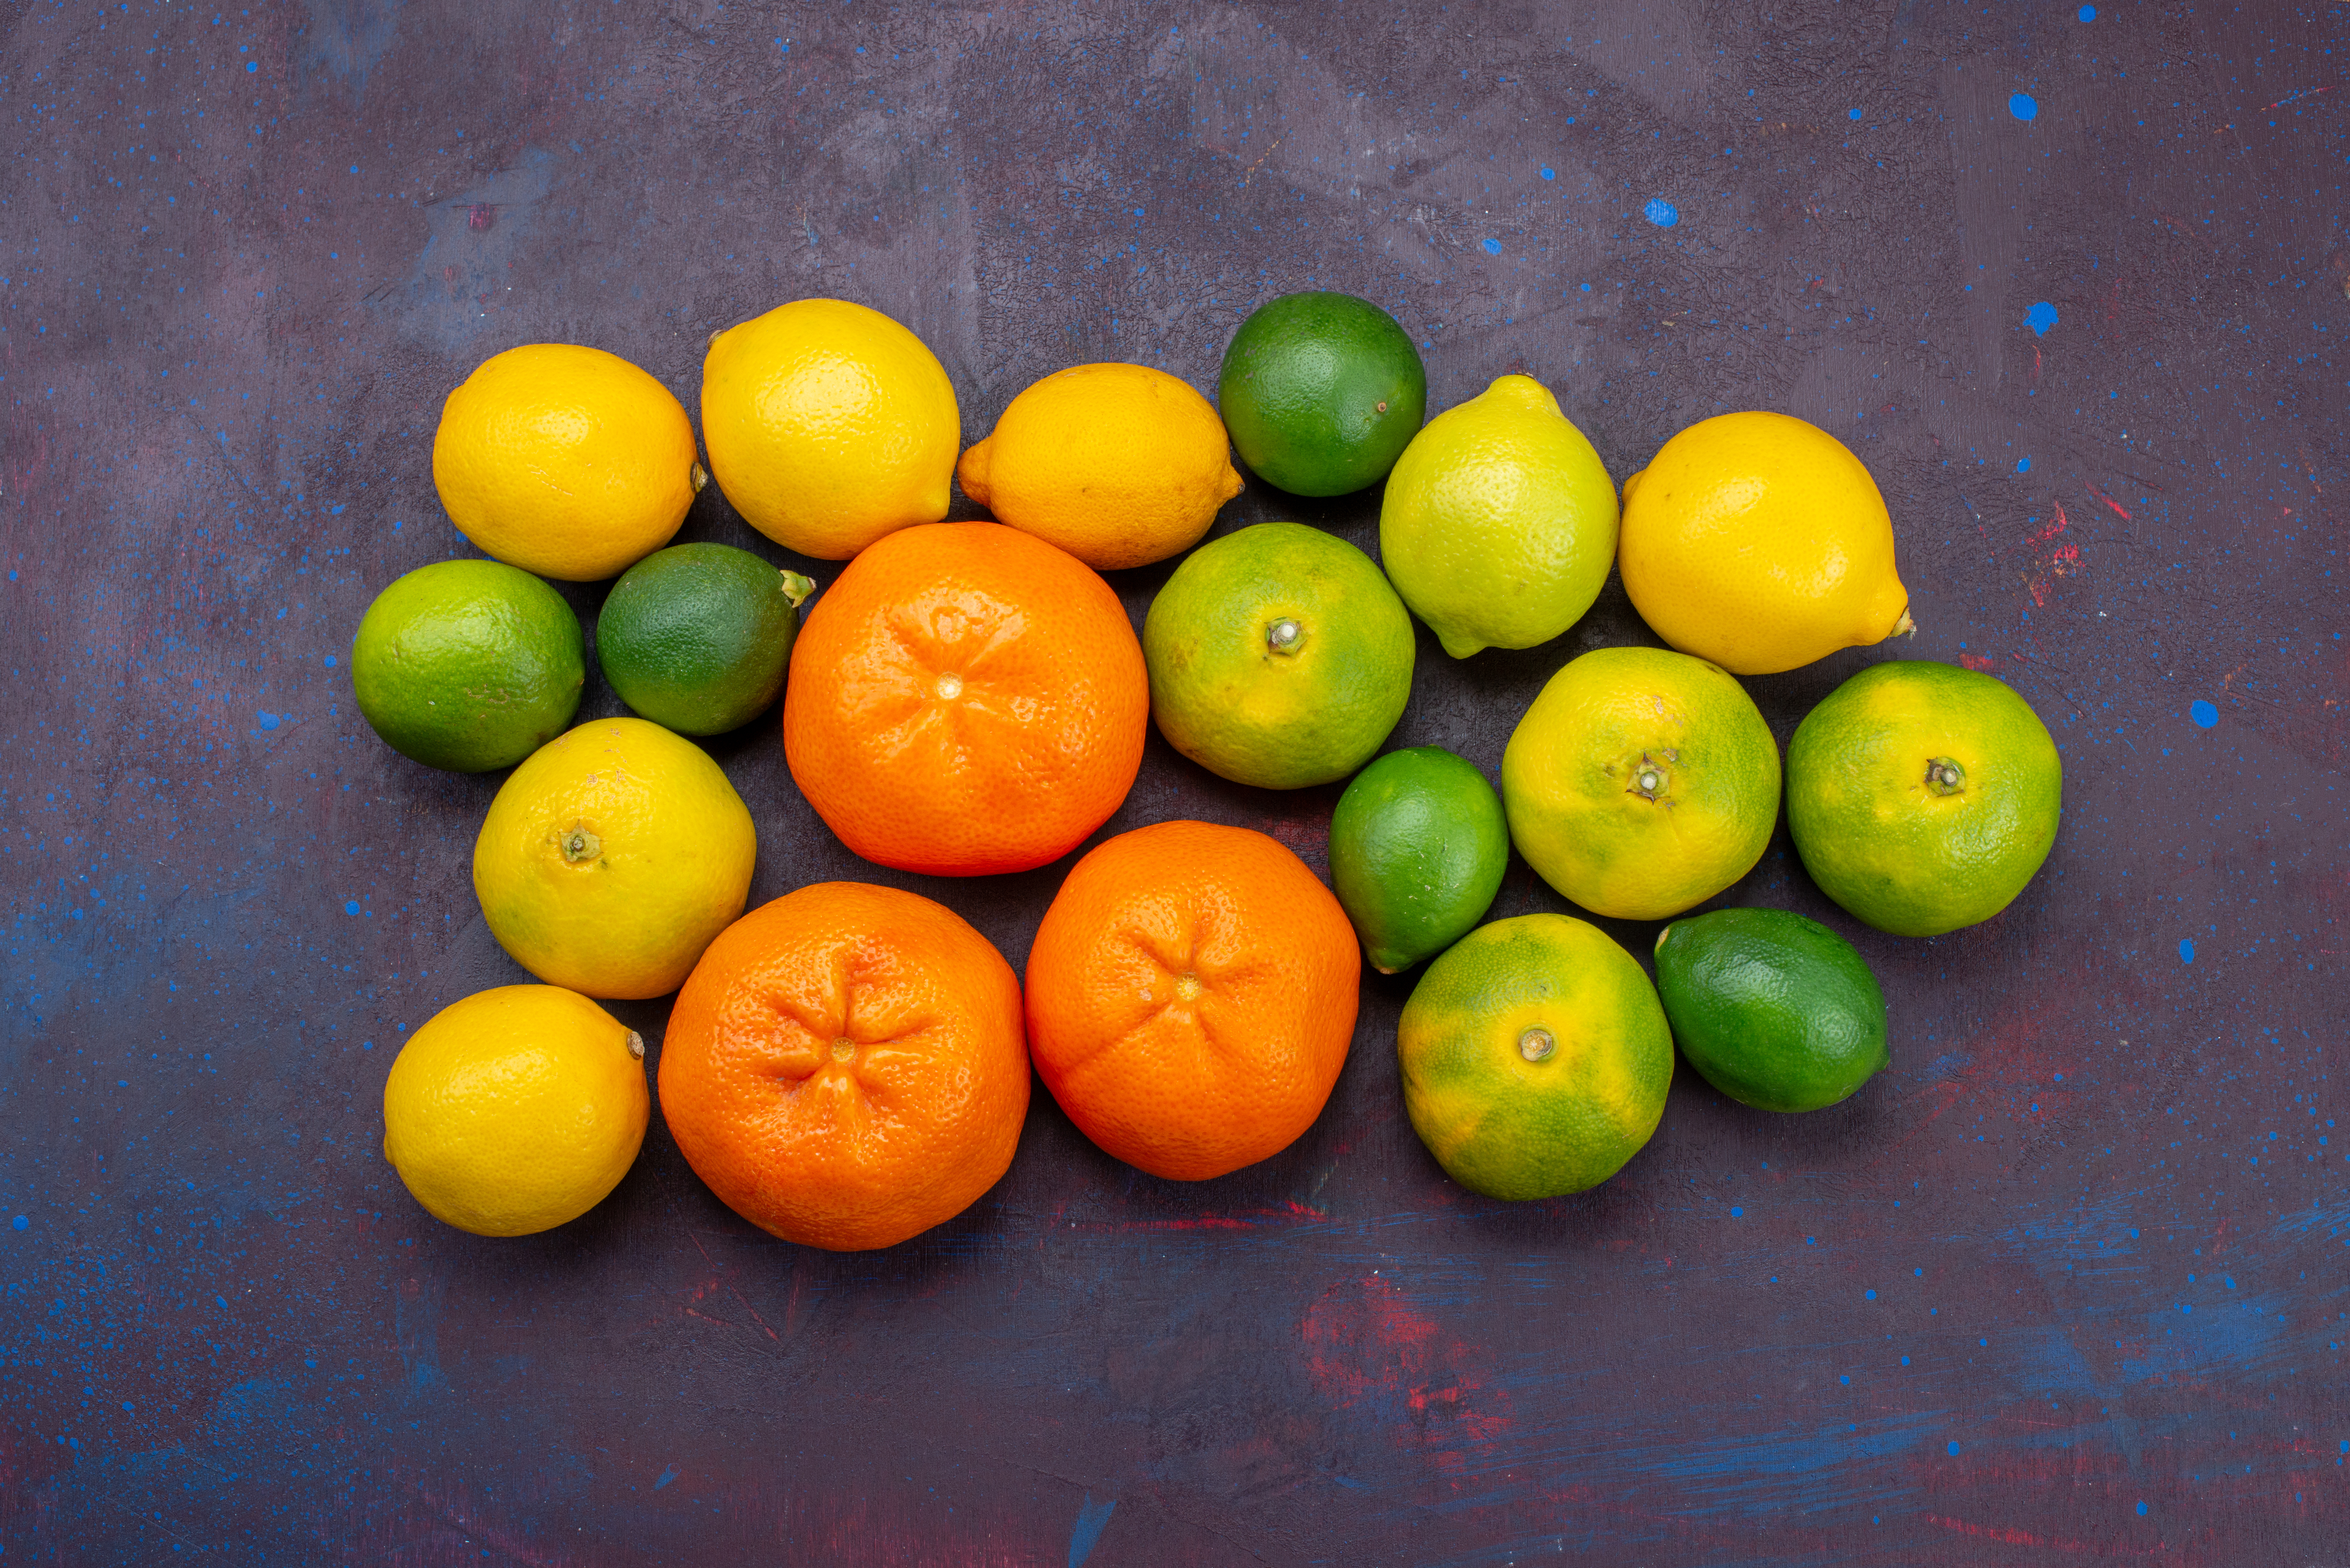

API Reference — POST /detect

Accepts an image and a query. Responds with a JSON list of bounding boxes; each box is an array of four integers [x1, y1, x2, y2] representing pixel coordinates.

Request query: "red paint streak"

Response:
[[1299, 1275, 1516, 1464], [1923, 1512, 2167, 1556], [1094, 1199, 1327, 1233], [1959, 652, 1997, 672], [2029, 503, 2070, 544], [2086, 481, 2133, 520]]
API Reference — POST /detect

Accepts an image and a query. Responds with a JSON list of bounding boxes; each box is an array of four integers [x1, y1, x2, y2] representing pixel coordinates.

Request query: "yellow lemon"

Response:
[[473, 717, 755, 999], [431, 343, 701, 582], [700, 298, 959, 560], [1379, 374, 1618, 659], [1501, 646, 1781, 921], [957, 363, 1242, 570], [1618, 411, 1913, 675], [382, 984, 649, 1236]]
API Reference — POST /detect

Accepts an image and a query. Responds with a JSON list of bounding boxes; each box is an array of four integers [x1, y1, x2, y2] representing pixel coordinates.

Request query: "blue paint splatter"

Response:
[[345, 900, 362, 916], [1865, 1289, 1877, 1300], [2190, 700, 2218, 728], [2179, 938, 2196, 965], [1481, 237, 1503, 255], [2017, 457, 2032, 473], [1540, 166, 1556, 180], [2136, 1499, 2148, 1516], [324, 654, 337, 668], [2079, 3, 2096, 18], [1848, 107, 1863, 121], [2025, 300, 2059, 336], [1947, 1441, 1962, 1456], [2009, 92, 2039, 121], [256, 711, 281, 731], [1730, 1206, 1742, 1217], [1068, 1492, 1117, 1567], [655, 1464, 678, 1490], [10, 1215, 25, 1231], [1643, 198, 1679, 227]]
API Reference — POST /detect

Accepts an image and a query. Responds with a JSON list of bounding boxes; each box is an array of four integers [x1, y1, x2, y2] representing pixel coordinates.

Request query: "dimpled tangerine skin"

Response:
[[701, 298, 960, 561], [781, 522, 1149, 877], [658, 882, 1029, 1252]]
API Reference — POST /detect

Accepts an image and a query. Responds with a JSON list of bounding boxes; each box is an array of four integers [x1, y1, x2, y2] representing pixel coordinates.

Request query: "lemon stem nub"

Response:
[[1266, 618, 1304, 655], [1925, 757, 1966, 796], [690, 462, 710, 494], [1891, 607, 1917, 639], [626, 1030, 646, 1061], [561, 825, 603, 864], [1519, 1027, 1557, 1063]]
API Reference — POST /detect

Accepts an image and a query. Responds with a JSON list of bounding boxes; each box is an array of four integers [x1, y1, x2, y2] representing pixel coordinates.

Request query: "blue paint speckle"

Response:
[[324, 654, 337, 668], [2016, 457, 2032, 473], [1069, 1492, 1117, 1568], [1948, 1441, 1962, 1456], [1482, 237, 1502, 255], [655, 1464, 678, 1490], [1730, 1206, 1742, 1217], [9, 1215, 25, 1232], [1642, 198, 1679, 227], [1540, 166, 1556, 180], [2190, 699, 2218, 728], [2179, 938, 2196, 965], [2136, 1500, 2148, 1516], [1848, 107, 1863, 121], [1865, 1289, 1877, 1300], [245, 59, 258, 72], [2079, 3, 2096, 18], [2009, 92, 2039, 121], [256, 711, 281, 731], [2025, 300, 2059, 336], [345, 900, 362, 916]]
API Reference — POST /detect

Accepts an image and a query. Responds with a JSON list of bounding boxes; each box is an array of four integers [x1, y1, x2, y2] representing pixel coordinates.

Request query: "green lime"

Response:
[[595, 544, 815, 736], [352, 558, 584, 773], [1330, 747, 1509, 973], [1217, 292, 1426, 497], [1786, 661, 2062, 937], [1379, 374, 1618, 659], [1397, 913, 1674, 1199], [1143, 522, 1415, 789], [1501, 646, 1781, 922], [1653, 908, 1888, 1112]]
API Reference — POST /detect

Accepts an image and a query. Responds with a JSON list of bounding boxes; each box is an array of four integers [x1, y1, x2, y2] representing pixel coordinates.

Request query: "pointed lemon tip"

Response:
[[1482, 373, 1563, 418], [956, 439, 993, 505], [1621, 467, 1647, 508]]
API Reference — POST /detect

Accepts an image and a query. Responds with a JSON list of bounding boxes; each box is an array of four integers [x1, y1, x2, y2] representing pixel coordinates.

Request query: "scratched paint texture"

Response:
[[2, 0, 2345, 1562]]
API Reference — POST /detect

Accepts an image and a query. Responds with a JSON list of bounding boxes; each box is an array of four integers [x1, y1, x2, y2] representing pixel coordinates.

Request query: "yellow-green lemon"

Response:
[[1142, 523, 1415, 789], [1786, 660, 2061, 937], [958, 363, 1242, 570], [1501, 646, 1781, 921], [473, 717, 756, 999], [1397, 913, 1674, 1199], [701, 298, 959, 560], [432, 343, 701, 582], [1379, 374, 1618, 659], [382, 984, 649, 1236], [1618, 411, 1911, 674]]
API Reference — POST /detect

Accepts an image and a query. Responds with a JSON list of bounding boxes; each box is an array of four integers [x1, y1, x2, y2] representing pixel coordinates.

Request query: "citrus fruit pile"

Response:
[[357, 286, 2061, 1245]]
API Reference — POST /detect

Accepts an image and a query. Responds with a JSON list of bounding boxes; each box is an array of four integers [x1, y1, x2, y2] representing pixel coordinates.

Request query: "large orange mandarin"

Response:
[[1024, 820, 1361, 1181], [781, 521, 1148, 877], [657, 881, 1029, 1252]]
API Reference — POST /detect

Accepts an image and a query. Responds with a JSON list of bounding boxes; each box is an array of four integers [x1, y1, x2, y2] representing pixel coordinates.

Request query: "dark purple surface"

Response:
[[4, 2, 2346, 1562]]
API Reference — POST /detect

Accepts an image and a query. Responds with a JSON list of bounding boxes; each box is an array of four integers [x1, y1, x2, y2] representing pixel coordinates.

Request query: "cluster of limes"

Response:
[[358, 290, 2062, 1247]]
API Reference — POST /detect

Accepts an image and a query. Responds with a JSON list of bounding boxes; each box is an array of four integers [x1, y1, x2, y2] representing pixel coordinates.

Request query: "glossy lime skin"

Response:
[[1398, 914, 1674, 1200], [1786, 661, 2062, 937], [1330, 748, 1509, 973], [1217, 292, 1426, 497], [595, 543, 810, 737], [1654, 908, 1888, 1112], [1142, 523, 1415, 789], [352, 558, 585, 773]]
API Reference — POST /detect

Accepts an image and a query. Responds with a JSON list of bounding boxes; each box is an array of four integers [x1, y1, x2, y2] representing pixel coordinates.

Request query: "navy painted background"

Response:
[[4, 1, 2346, 1561]]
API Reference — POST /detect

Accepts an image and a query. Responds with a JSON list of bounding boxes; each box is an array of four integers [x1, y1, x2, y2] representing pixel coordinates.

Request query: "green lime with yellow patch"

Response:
[[1142, 522, 1414, 789], [1786, 661, 2061, 937], [1397, 913, 1674, 1199], [1217, 292, 1426, 497], [1654, 908, 1888, 1112], [352, 558, 585, 773], [1501, 645, 1781, 922], [1330, 746, 1509, 973], [596, 543, 815, 736]]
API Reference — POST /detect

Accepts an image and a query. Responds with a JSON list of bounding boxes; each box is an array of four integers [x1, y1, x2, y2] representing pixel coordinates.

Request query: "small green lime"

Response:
[[1786, 661, 2062, 937], [595, 544, 815, 736], [1654, 908, 1888, 1112], [1217, 292, 1426, 497], [1330, 747, 1509, 973], [352, 558, 584, 773], [1143, 523, 1415, 789], [1397, 913, 1674, 1199]]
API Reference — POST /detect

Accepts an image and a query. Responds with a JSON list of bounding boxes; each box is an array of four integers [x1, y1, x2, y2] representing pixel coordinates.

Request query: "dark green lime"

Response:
[[1653, 908, 1888, 1113], [1331, 747, 1509, 973], [351, 558, 584, 773], [595, 544, 814, 736], [1217, 292, 1426, 497]]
